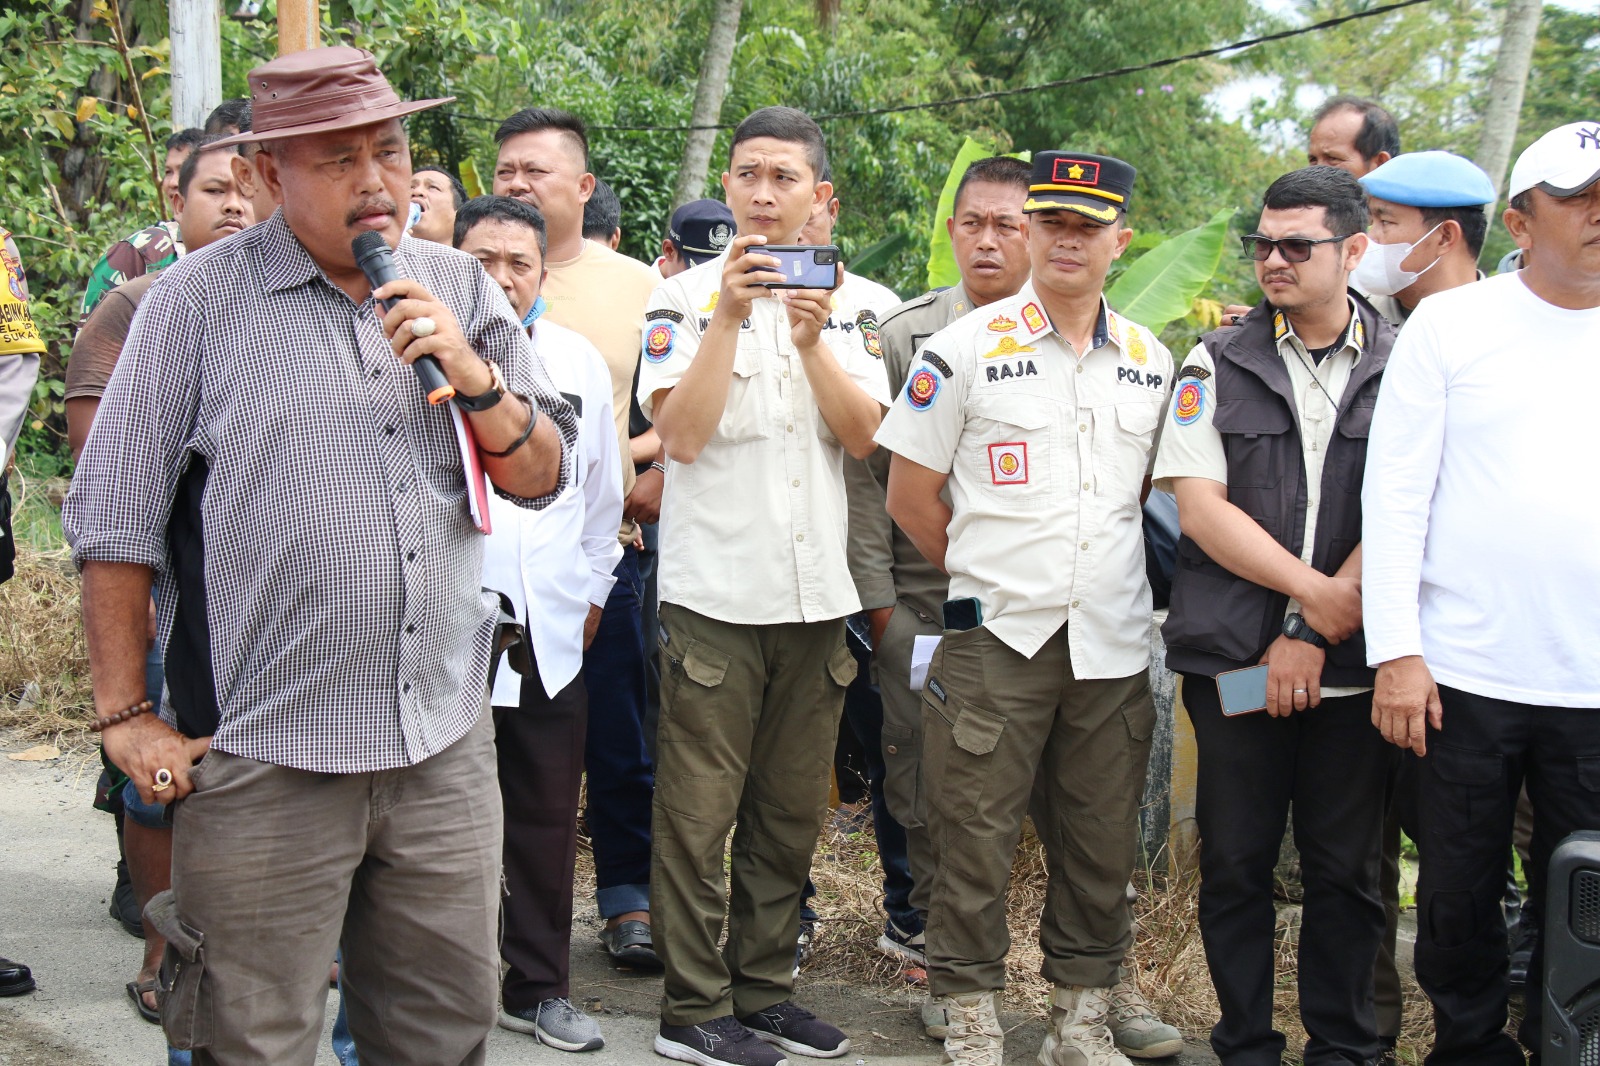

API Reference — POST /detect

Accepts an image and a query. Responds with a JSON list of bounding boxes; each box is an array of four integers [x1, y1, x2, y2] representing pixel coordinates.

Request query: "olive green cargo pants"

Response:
[[921, 623, 1155, 997], [651, 602, 857, 1025]]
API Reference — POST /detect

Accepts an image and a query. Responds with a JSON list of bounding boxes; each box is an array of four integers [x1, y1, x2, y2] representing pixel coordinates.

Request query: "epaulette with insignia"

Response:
[[880, 289, 940, 327]]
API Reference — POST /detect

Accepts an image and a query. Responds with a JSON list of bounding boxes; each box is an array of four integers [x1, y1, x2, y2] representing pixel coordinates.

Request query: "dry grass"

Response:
[[802, 805, 1439, 1064], [0, 547, 95, 746]]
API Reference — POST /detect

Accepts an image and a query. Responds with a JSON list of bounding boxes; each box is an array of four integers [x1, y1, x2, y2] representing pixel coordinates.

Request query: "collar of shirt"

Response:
[[1271, 296, 1367, 366], [1006, 280, 1115, 354]]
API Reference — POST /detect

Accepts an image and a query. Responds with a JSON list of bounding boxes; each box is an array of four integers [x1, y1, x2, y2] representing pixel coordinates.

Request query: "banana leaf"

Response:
[[851, 231, 912, 289], [1105, 207, 1235, 334]]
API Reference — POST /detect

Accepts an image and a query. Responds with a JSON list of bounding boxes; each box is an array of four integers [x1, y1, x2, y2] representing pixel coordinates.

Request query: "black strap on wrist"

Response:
[[481, 395, 537, 458]]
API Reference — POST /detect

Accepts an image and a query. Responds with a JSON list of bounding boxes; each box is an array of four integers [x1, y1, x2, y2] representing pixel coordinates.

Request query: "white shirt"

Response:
[[1363, 272, 1600, 706], [637, 257, 894, 625], [485, 319, 624, 703], [875, 282, 1172, 670], [1154, 303, 1371, 695]]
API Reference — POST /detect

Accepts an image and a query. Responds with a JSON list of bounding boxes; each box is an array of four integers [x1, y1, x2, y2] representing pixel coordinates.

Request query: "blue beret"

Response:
[[1359, 151, 1495, 208]]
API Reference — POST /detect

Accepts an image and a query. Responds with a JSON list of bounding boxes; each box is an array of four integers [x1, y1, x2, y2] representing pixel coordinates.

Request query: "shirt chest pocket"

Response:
[[964, 395, 1057, 505], [1089, 400, 1161, 500], [711, 342, 772, 444]]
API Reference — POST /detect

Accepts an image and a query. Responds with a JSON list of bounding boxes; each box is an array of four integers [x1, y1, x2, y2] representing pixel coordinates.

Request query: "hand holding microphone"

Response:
[[353, 232, 489, 405]]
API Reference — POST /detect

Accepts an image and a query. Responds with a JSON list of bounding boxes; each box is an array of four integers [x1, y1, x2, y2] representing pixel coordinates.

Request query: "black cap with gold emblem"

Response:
[[1023, 151, 1137, 223]]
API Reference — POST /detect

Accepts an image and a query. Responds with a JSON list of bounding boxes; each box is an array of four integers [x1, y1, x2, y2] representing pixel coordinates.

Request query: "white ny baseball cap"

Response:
[[1507, 121, 1600, 200]]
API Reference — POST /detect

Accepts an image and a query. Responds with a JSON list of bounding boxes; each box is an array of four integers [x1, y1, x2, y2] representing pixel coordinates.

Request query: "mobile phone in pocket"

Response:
[[942, 596, 983, 632]]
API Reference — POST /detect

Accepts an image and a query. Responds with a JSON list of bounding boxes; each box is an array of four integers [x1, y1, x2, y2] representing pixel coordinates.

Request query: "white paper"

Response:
[[909, 634, 942, 692]]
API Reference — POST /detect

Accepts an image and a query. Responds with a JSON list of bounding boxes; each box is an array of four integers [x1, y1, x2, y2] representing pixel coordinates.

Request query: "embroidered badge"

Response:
[[1020, 302, 1047, 334], [709, 223, 733, 251], [921, 352, 954, 378], [646, 308, 684, 323], [906, 367, 941, 411], [857, 310, 883, 358], [699, 292, 719, 313], [1173, 381, 1204, 425], [644, 322, 675, 363], [986, 313, 1017, 333], [1272, 310, 1289, 342], [988, 442, 1029, 484], [982, 336, 1038, 360], [1177, 364, 1211, 381], [1125, 329, 1148, 366]]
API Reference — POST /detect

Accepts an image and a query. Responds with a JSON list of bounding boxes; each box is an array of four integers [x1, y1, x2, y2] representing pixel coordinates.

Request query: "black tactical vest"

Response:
[[1162, 294, 1396, 685]]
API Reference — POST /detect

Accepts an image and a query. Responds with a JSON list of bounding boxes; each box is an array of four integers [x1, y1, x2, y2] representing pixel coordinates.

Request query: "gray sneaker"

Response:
[[500, 997, 605, 1052]]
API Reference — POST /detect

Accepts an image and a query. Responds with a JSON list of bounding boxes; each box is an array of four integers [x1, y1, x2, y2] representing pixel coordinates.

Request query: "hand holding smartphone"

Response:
[[1217, 664, 1270, 716], [748, 244, 840, 289]]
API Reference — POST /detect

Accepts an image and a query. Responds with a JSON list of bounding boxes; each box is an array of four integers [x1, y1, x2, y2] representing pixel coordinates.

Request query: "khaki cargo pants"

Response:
[[651, 602, 857, 1024], [921, 623, 1154, 997]]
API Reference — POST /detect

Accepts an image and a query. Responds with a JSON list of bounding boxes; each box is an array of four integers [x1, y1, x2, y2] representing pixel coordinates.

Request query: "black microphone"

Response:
[[352, 231, 455, 405]]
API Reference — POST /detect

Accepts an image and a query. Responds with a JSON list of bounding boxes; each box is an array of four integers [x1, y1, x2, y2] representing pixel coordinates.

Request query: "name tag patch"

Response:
[[988, 441, 1029, 484], [1116, 365, 1164, 391], [983, 359, 1039, 384]]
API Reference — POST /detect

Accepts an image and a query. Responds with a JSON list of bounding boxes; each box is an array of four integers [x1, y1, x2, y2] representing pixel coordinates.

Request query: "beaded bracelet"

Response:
[[89, 700, 154, 734], [649, 461, 667, 475]]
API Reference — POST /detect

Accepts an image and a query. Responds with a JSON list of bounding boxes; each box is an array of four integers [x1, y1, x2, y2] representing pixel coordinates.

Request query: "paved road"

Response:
[[0, 734, 1222, 1065]]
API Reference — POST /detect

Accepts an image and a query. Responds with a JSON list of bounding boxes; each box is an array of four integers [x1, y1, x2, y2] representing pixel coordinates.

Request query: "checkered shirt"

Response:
[[63, 213, 578, 773]]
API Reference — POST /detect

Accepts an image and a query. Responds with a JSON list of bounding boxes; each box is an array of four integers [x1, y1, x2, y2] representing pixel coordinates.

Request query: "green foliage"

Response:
[[1106, 208, 1236, 335]]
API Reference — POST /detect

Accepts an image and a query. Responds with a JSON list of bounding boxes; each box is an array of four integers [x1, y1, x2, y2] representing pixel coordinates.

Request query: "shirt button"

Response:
[[402, 682, 411, 693], [1071, 600, 1081, 609], [405, 623, 416, 634], [796, 533, 805, 542], [406, 551, 416, 562], [886, 744, 899, 755], [1079, 423, 1087, 432], [384, 425, 396, 435], [783, 369, 790, 378], [1081, 541, 1090, 551], [787, 424, 795, 433], [1082, 481, 1092, 490], [1076, 364, 1084, 373], [792, 479, 801, 487], [371, 367, 382, 378]]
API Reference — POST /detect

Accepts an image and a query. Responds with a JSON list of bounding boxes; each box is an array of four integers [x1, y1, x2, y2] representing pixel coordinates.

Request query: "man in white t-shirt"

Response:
[[458, 195, 625, 1055], [1363, 121, 1600, 1066]]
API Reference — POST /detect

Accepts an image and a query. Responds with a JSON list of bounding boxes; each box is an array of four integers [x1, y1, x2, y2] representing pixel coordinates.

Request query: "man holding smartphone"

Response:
[[637, 105, 888, 1066], [1154, 166, 1398, 1066], [875, 151, 1172, 1066]]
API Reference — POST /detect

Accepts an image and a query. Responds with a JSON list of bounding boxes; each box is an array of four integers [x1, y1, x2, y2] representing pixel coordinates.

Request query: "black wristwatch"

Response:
[[1282, 612, 1328, 648], [453, 359, 507, 412]]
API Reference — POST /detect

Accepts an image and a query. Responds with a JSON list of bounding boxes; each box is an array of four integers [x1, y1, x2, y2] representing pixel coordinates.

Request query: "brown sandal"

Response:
[[126, 978, 160, 1024]]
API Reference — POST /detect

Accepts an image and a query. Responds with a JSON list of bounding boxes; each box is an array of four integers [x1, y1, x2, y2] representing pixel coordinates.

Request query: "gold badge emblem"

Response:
[[982, 336, 1038, 359], [699, 292, 719, 313], [1125, 330, 1148, 366], [987, 314, 1017, 334], [1020, 302, 1046, 334]]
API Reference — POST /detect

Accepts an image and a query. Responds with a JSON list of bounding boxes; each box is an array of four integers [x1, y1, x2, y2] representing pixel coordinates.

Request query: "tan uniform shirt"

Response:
[[637, 256, 892, 626], [1152, 303, 1370, 694], [543, 239, 659, 541], [875, 282, 1172, 670]]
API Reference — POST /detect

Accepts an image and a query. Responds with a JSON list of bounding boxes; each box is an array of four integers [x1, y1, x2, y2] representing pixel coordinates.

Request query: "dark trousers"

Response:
[[801, 621, 920, 933], [1184, 677, 1392, 1066], [1415, 686, 1600, 1066], [495, 655, 587, 1009], [581, 546, 655, 918]]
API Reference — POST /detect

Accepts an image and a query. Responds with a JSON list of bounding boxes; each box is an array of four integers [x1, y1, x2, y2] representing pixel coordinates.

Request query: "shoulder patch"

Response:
[[1020, 302, 1047, 335], [920, 352, 954, 378], [906, 367, 942, 410], [856, 310, 883, 358], [1177, 365, 1211, 382], [1172, 380, 1205, 425], [644, 320, 675, 363], [646, 308, 684, 323]]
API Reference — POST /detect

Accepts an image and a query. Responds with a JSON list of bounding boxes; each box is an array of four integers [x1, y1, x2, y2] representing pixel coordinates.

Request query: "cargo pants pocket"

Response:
[[145, 890, 212, 1050], [923, 689, 1006, 823]]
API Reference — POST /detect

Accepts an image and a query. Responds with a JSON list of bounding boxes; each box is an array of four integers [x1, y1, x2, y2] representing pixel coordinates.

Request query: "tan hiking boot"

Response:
[[1038, 985, 1133, 1066], [939, 991, 1003, 1066], [1107, 975, 1183, 1059], [922, 995, 951, 1040]]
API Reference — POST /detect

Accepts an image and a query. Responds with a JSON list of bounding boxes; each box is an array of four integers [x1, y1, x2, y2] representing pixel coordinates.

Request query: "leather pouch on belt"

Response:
[[146, 889, 213, 1049]]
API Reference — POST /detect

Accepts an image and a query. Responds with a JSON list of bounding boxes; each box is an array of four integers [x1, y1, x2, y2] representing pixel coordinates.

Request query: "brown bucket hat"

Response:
[[207, 46, 453, 149]]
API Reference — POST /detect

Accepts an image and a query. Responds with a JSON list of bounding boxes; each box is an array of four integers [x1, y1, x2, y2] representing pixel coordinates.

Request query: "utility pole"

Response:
[[278, 0, 320, 55], [169, 0, 221, 129], [1475, 0, 1543, 199]]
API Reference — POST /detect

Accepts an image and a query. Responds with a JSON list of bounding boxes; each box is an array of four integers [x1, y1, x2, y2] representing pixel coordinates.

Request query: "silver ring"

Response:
[[1293, 688, 1308, 694], [411, 316, 436, 338]]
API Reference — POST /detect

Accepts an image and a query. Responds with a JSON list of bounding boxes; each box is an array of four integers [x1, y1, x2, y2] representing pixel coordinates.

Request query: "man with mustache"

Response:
[[876, 150, 1172, 1066], [64, 47, 575, 1064], [1155, 165, 1397, 1066]]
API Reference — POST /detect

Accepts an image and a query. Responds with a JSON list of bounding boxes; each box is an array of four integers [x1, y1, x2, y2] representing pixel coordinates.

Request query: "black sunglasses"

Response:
[[1241, 233, 1357, 263]]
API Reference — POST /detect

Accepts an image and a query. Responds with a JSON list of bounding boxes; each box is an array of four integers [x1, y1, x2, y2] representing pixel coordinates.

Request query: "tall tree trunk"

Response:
[[671, 0, 742, 210], [1474, 0, 1542, 199], [170, 0, 222, 129]]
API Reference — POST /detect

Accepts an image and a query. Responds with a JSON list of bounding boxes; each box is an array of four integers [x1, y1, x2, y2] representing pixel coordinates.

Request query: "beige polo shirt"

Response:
[[637, 257, 894, 626], [874, 281, 1172, 671], [1153, 302, 1369, 694], [543, 239, 659, 540]]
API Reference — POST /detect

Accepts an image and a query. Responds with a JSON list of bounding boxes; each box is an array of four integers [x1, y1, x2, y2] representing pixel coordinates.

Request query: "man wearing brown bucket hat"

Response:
[[63, 45, 577, 1065]]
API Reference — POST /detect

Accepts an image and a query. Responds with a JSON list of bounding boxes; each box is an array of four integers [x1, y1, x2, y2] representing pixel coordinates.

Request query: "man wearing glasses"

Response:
[[1153, 166, 1400, 1066]]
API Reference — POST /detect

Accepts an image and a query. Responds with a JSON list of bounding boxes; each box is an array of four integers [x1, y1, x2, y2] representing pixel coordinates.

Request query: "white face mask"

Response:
[[1351, 222, 1444, 296]]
